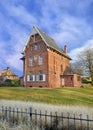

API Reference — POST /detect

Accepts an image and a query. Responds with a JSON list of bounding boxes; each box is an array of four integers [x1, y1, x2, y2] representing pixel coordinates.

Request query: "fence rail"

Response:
[[0, 106, 93, 130]]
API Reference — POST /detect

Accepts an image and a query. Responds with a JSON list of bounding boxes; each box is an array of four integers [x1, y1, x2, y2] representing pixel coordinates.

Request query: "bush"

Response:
[[82, 79, 91, 84], [4, 79, 20, 87]]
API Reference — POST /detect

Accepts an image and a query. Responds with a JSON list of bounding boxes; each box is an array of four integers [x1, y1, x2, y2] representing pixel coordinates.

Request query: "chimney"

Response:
[[7, 67, 10, 70], [64, 45, 67, 54]]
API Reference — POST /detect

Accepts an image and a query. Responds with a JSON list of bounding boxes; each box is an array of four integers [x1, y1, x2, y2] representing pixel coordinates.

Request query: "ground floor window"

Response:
[[26, 71, 45, 82], [27, 72, 35, 82], [29, 71, 35, 81], [36, 70, 45, 81]]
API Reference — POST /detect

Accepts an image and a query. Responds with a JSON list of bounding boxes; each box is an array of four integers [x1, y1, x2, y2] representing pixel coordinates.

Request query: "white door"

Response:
[[62, 78, 64, 86]]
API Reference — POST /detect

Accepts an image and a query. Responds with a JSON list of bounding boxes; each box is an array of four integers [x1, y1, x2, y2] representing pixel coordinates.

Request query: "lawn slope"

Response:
[[0, 87, 93, 106]]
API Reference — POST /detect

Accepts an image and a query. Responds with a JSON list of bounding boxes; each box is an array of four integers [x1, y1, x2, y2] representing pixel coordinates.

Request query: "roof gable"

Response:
[[0, 67, 18, 77], [22, 26, 71, 59]]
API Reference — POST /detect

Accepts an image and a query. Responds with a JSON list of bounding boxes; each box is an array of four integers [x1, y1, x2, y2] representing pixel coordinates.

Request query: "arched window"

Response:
[[39, 70, 43, 81], [29, 71, 35, 81], [30, 71, 33, 81], [39, 54, 43, 65], [36, 70, 45, 81]]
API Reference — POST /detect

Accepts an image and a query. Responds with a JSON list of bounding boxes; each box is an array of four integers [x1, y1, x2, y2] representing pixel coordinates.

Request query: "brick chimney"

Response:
[[7, 67, 10, 70], [64, 45, 67, 54]]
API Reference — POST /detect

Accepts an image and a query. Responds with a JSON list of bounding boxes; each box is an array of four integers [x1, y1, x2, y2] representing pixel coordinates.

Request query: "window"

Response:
[[31, 43, 38, 51], [39, 70, 43, 81], [34, 43, 38, 50], [39, 54, 43, 65], [29, 71, 33, 81], [29, 71, 35, 81], [29, 57, 33, 66], [36, 70, 45, 81], [70, 77, 73, 82]]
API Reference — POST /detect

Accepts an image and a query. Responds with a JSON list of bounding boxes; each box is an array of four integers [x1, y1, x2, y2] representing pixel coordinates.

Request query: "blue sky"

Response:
[[0, 0, 93, 76]]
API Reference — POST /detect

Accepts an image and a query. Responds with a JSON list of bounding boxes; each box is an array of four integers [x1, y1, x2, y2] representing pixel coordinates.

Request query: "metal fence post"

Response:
[[74, 113, 76, 130], [30, 107, 32, 130], [87, 115, 89, 130], [61, 112, 64, 130], [80, 114, 82, 130], [68, 112, 70, 130]]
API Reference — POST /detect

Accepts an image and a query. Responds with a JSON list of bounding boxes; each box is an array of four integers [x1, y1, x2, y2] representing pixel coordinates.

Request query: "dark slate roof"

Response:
[[35, 26, 71, 59], [36, 27, 63, 52], [22, 26, 71, 59]]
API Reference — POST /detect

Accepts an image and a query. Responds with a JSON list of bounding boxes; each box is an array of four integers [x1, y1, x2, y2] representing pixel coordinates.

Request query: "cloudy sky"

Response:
[[0, 0, 93, 76]]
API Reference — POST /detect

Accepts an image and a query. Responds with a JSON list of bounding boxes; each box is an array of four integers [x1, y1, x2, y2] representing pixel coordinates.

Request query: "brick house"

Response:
[[0, 67, 19, 85], [21, 26, 82, 88]]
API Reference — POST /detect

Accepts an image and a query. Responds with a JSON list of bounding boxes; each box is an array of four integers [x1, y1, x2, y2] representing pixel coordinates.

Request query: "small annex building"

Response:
[[21, 26, 82, 88]]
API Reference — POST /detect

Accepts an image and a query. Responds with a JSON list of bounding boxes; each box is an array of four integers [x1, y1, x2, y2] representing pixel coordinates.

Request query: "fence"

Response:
[[0, 106, 93, 130]]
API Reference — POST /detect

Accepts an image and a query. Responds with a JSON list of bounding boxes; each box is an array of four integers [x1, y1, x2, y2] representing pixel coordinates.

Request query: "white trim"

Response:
[[24, 76, 25, 82], [33, 75, 35, 81], [36, 75, 39, 81], [43, 74, 46, 81], [27, 75, 30, 81]]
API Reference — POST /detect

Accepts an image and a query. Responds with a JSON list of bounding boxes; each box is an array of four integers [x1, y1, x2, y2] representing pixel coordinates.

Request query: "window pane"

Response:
[[30, 71, 33, 81], [34, 43, 38, 50], [39, 54, 43, 65], [29, 57, 33, 66]]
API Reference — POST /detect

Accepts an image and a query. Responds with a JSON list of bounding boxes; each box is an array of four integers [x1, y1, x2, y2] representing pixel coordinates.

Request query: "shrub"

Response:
[[4, 79, 20, 87], [82, 79, 91, 84]]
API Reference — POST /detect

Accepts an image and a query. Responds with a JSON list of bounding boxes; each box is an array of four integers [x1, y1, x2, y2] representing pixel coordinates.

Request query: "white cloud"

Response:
[[6, 53, 23, 71], [69, 39, 93, 62]]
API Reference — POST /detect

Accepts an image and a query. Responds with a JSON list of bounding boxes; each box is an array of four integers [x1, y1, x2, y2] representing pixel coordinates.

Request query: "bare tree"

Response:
[[71, 48, 93, 85], [70, 61, 83, 75]]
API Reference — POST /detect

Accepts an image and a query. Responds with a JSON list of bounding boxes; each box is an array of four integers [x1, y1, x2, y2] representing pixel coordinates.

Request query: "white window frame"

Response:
[[37, 70, 46, 82], [27, 75, 30, 81]]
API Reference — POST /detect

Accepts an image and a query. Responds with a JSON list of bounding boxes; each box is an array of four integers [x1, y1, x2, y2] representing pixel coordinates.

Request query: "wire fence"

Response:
[[0, 106, 93, 130]]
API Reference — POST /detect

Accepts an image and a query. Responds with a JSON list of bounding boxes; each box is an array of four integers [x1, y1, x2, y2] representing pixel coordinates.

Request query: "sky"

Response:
[[0, 0, 93, 76]]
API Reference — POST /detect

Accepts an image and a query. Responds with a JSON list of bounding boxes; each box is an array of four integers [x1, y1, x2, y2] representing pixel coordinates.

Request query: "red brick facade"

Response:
[[21, 26, 82, 88]]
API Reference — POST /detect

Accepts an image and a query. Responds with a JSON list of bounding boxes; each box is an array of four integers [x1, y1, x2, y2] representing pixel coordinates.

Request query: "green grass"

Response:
[[0, 86, 93, 107]]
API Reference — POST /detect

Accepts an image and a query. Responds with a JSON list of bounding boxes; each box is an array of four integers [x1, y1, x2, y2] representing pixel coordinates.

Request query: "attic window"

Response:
[[34, 43, 38, 50]]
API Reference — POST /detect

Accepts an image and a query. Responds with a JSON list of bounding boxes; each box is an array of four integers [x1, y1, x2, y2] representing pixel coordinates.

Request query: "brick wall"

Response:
[[22, 34, 71, 88]]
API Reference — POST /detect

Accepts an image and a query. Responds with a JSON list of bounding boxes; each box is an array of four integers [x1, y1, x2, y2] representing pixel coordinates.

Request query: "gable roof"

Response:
[[22, 26, 71, 59], [0, 67, 18, 77]]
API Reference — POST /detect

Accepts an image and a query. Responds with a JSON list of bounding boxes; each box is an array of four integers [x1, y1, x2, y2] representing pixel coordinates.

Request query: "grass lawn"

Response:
[[0, 86, 93, 107]]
